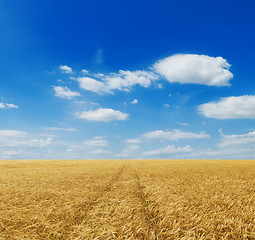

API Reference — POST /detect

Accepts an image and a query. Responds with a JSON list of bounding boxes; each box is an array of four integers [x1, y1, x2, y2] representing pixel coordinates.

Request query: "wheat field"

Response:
[[0, 160, 254, 239]]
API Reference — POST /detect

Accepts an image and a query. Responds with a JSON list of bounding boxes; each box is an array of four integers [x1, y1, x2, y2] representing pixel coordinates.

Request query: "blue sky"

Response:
[[1, 0, 255, 159]]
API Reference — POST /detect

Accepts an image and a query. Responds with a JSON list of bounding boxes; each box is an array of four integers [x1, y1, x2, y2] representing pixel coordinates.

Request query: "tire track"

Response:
[[130, 167, 160, 240], [72, 164, 126, 225], [92, 163, 126, 198]]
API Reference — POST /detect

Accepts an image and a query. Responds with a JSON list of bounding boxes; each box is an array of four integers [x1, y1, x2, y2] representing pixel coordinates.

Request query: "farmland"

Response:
[[0, 160, 255, 239]]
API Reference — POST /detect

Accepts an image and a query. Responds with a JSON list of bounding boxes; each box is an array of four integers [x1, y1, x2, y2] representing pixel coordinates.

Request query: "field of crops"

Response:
[[0, 160, 255, 239]]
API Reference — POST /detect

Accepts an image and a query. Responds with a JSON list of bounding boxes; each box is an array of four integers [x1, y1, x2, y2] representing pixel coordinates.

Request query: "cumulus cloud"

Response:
[[73, 53, 232, 95], [2, 137, 52, 148], [2, 150, 23, 157], [177, 122, 188, 126], [77, 108, 128, 122], [143, 129, 210, 141], [130, 99, 138, 104], [153, 54, 233, 86], [88, 148, 109, 155], [76, 70, 158, 94], [77, 77, 111, 94], [83, 138, 108, 148], [0, 130, 52, 148], [81, 69, 89, 74], [198, 95, 255, 119], [169, 145, 255, 159], [104, 70, 159, 92], [29, 137, 52, 148], [116, 144, 140, 158], [0, 130, 27, 138], [144, 145, 193, 156], [184, 129, 255, 159], [53, 86, 81, 99], [65, 137, 109, 158], [94, 73, 104, 78], [44, 127, 77, 132], [59, 65, 73, 74], [182, 129, 255, 159], [125, 139, 141, 144], [0, 102, 18, 109], [218, 129, 255, 147], [6, 103, 18, 108]]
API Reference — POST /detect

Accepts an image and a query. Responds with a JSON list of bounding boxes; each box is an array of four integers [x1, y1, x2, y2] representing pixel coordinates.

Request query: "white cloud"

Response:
[[0, 130, 52, 148], [153, 54, 233, 86], [116, 144, 140, 158], [65, 137, 109, 158], [125, 139, 141, 144], [198, 95, 255, 119], [77, 108, 128, 122], [90, 101, 99, 106], [2, 150, 23, 157], [94, 73, 104, 78], [6, 103, 18, 108], [83, 139, 108, 148], [206, 147, 255, 159], [143, 129, 210, 141], [93, 136, 105, 140], [130, 99, 138, 104], [1, 137, 52, 148], [44, 127, 77, 132], [38, 133, 56, 138], [76, 70, 158, 94], [218, 129, 255, 147], [177, 122, 188, 126], [183, 129, 255, 159], [0, 130, 27, 138], [77, 77, 111, 94], [104, 70, 158, 92], [53, 86, 81, 99], [66, 53, 234, 95], [81, 69, 89, 74], [59, 65, 73, 74], [144, 145, 193, 156], [29, 137, 52, 148], [0, 102, 18, 109], [73, 100, 86, 104], [88, 148, 109, 155]]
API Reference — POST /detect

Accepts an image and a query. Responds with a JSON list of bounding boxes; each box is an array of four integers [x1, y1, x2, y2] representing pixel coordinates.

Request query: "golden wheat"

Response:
[[0, 159, 254, 239]]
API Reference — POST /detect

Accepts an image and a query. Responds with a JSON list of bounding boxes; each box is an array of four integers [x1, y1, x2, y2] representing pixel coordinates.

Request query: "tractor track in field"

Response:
[[86, 163, 126, 209], [74, 164, 126, 225], [130, 167, 160, 240]]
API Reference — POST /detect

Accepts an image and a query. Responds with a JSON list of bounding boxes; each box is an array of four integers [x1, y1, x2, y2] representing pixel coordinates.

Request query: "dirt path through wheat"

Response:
[[71, 164, 162, 239]]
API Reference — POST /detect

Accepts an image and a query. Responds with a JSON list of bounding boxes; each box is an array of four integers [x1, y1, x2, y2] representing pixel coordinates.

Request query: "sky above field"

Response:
[[1, 0, 255, 159]]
